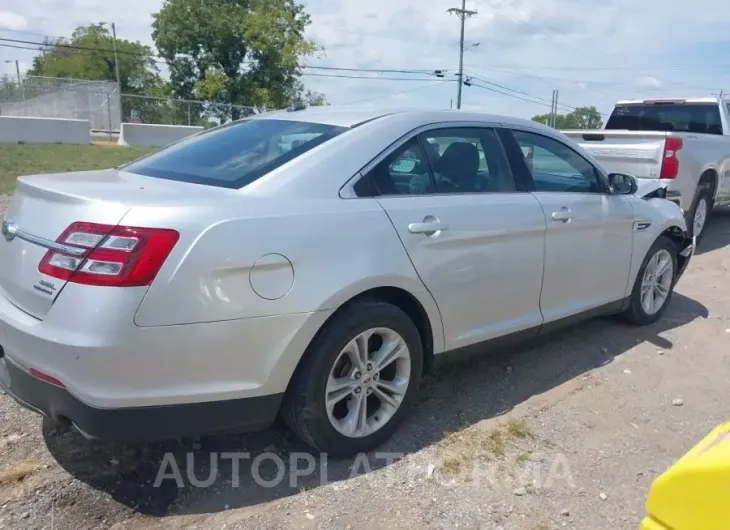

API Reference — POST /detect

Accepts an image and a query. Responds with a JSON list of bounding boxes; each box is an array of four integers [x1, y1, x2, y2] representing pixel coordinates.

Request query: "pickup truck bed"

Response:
[[562, 98, 730, 241]]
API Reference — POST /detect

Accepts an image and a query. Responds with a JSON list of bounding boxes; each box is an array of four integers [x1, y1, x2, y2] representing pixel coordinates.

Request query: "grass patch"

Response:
[[436, 416, 534, 476], [0, 462, 45, 485], [0, 144, 156, 194], [506, 417, 533, 439]]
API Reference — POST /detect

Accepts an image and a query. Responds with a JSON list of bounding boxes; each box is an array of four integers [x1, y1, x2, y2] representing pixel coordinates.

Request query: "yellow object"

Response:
[[641, 421, 730, 529]]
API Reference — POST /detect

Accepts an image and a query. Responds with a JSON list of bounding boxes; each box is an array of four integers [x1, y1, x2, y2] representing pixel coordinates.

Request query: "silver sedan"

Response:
[[0, 107, 694, 455]]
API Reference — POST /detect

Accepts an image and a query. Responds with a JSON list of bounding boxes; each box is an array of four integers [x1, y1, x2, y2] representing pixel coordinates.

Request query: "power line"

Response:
[[302, 73, 444, 81], [304, 65, 444, 75], [0, 37, 449, 78], [465, 64, 723, 95], [468, 81, 559, 108], [467, 79, 609, 117], [0, 36, 156, 58], [6, 27, 730, 73], [462, 71, 582, 113], [341, 80, 452, 105], [0, 43, 445, 83]]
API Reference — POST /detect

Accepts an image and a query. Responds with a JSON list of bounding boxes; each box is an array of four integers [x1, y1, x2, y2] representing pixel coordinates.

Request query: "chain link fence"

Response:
[[0, 75, 121, 131], [0, 75, 260, 133], [120, 94, 256, 128]]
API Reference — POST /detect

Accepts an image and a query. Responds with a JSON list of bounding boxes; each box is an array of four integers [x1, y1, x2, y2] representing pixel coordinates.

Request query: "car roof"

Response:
[[253, 106, 544, 130]]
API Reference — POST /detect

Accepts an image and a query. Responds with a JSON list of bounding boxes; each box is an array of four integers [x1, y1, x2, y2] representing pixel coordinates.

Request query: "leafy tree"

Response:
[[152, 0, 325, 119], [27, 24, 161, 94], [532, 106, 603, 129]]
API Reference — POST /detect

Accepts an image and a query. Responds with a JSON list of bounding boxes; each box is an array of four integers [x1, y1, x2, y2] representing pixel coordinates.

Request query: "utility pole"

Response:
[[101, 21, 123, 133], [550, 90, 556, 127], [3, 60, 24, 102], [448, 0, 477, 110], [110, 23, 121, 92], [554, 89, 559, 127]]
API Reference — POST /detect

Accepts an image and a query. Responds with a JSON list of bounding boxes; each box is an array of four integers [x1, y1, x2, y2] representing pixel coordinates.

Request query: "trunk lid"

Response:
[[0, 169, 233, 319], [562, 130, 670, 179]]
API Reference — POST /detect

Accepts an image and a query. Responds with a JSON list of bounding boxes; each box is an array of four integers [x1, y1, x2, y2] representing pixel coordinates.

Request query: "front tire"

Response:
[[282, 300, 423, 456], [686, 186, 712, 244], [622, 236, 677, 326]]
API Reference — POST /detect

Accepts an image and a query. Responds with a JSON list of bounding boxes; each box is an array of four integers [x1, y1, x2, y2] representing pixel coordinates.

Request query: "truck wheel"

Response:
[[621, 236, 677, 326], [686, 187, 712, 243], [282, 300, 423, 456]]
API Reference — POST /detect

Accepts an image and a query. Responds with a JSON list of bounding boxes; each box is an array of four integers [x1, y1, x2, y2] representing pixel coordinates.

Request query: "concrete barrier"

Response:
[[0, 116, 90, 145], [118, 123, 203, 148]]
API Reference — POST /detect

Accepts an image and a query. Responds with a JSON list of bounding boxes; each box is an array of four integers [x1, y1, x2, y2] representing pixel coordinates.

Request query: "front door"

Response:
[[508, 129, 635, 323], [370, 126, 547, 350]]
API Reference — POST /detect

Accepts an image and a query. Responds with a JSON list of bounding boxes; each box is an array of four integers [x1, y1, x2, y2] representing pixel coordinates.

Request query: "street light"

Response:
[[464, 42, 480, 52], [4, 59, 24, 102]]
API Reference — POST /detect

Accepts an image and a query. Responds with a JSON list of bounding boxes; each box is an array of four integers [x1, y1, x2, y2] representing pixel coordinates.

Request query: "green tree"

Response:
[[532, 106, 603, 129], [152, 0, 324, 120], [27, 24, 161, 94]]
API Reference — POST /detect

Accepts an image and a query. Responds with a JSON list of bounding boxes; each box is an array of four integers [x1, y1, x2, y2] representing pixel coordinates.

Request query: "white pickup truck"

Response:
[[562, 97, 730, 242]]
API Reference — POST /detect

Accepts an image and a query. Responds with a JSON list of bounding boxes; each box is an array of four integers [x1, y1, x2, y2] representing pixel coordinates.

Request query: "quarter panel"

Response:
[[128, 197, 431, 327]]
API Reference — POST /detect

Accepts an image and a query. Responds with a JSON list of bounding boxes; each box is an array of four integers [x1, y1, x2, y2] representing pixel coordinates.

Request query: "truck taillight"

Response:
[[38, 222, 179, 287], [660, 137, 683, 179]]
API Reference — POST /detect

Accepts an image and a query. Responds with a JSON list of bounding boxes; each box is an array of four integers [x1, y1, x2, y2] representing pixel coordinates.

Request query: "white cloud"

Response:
[[0, 10, 27, 30], [1, 0, 729, 119], [636, 76, 663, 88]]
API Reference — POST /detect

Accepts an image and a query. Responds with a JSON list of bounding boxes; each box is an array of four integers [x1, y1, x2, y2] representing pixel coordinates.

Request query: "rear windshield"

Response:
[[605, 103, 723, 135], [123, 119, 348, 188]]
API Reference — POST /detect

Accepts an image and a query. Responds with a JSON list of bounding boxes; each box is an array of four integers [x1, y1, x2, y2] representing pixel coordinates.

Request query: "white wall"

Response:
[[0, 116, 90, 145], [118, 123, 203, 148]]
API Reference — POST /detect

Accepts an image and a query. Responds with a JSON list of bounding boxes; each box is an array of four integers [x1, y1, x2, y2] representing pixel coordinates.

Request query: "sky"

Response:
[[1, 0, 730, 120]]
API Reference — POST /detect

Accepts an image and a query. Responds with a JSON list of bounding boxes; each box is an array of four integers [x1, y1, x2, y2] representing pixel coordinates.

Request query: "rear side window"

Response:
[[606, 104, 723, 135], [123, 119, 348, 189]]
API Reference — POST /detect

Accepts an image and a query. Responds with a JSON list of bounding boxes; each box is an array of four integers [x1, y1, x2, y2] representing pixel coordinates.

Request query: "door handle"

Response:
[[408, 218, 449, 235], [551, 207, 575, 223]]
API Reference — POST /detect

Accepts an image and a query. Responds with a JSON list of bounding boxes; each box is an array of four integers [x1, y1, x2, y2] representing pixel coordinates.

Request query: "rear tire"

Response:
[[621, 236, 677, 326], [282, 300, 423, 456], [686, 186, 712, 244]]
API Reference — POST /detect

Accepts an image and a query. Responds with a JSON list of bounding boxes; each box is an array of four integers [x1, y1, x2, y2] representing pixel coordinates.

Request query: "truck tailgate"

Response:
[[561, 130, 670, 179]]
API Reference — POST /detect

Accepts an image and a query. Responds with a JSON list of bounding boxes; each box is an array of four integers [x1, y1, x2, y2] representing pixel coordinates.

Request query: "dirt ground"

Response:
[[1, 199, 729, 530]]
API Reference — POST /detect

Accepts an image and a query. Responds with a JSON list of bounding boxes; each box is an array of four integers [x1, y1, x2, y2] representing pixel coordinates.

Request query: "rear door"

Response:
[[369, 124, 547, 351], [0, 178, 128, 319], [504, 128, 635, 324]]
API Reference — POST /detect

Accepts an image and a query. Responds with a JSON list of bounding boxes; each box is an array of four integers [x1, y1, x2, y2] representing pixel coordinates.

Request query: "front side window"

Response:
[[512, 130, 601, 193], [124, 119, 347, 189]]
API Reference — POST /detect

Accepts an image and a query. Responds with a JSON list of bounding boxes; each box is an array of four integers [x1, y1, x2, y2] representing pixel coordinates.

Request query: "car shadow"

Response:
[[695, 205, 730, 255], [42, 291, 709, 517]]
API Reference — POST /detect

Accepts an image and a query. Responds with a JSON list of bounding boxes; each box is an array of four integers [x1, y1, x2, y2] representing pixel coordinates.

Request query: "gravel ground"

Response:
[[1, 195, 729, 530]]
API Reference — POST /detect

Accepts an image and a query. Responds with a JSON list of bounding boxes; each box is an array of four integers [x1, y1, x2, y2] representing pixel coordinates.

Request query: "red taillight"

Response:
[[29, 368, 65, 388], [38, 222, 179, 287], [659, 137, 683, 179]]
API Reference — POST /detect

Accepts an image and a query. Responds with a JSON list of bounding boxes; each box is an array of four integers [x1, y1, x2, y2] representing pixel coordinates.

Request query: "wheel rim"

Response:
[[325, 327, 411, 438], [694, 198, 708, 236], [640, 249, 674, 315]]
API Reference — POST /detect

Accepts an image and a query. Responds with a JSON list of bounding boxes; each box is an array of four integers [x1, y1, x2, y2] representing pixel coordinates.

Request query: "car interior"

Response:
[[370, 132, 515, 196]]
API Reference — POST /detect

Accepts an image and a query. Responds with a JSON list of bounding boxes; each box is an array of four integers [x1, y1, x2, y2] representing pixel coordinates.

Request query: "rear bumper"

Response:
[[0, 354, 282, 441], [0, 287, 331, 409]]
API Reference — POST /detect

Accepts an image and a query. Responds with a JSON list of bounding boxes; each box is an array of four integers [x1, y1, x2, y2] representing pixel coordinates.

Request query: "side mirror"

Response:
[[608, 173, 638, 195]]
